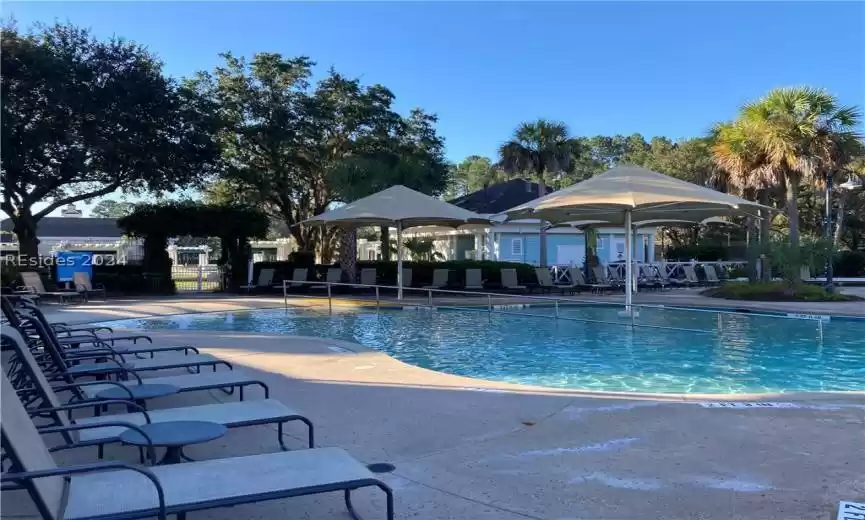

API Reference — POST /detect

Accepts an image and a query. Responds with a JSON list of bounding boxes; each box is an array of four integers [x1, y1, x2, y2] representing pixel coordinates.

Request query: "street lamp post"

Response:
[[825, 172, 835, 292]]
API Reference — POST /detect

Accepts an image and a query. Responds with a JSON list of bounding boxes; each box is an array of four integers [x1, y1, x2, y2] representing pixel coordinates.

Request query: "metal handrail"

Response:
[[280, 278, 828, 337]]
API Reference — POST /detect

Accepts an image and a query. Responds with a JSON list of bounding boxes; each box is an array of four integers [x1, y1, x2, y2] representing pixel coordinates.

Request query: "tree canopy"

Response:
[[89, 200, 138, 219], [1, 22, 221, 259]]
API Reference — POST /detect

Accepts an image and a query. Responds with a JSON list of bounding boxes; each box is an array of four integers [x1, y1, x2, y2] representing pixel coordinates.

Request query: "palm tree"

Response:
[[498, 119, 580, 266], [710, 121, 776, 281], [738, 87, 861, 255]]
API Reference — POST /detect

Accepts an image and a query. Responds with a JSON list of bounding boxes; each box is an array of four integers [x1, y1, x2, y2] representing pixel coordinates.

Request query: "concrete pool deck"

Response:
[[5, 295, 864, 519]]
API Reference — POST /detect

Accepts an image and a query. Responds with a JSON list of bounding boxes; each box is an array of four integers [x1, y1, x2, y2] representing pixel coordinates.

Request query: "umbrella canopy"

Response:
[[503, 165, 772, 225], [304, 185, 489, 299], [502, 166, 773, 314], [303, 185, 488, 229]]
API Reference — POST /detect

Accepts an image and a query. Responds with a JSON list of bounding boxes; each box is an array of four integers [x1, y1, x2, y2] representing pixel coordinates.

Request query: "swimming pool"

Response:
[[100, 305, 865, 394]]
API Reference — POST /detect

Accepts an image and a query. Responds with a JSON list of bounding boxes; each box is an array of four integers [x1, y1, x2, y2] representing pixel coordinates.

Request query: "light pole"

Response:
[[826, 175, 863, 292], [824, 172, 834, 292]]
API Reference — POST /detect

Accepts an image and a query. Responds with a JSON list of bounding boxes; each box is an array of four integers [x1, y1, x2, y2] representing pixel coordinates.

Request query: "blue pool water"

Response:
[[100, 306, 865, 394]]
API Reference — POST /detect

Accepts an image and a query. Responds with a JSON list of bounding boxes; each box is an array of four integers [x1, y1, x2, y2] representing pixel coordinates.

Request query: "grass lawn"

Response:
[[702, 282, 862, 302]]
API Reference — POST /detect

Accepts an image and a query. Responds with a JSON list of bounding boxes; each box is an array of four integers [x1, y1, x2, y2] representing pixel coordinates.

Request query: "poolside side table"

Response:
[[94, 383, 179, 412], [119, 420, 227, 465]]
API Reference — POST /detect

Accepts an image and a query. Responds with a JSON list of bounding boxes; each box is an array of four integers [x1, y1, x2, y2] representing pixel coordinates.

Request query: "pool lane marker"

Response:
[[698, 402, 800, 409], [838, 501, 865, 520]]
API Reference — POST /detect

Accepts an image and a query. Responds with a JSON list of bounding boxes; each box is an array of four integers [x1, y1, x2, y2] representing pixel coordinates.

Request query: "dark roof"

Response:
[[448, 178, 550, 214], [0, 217, 123, 242]]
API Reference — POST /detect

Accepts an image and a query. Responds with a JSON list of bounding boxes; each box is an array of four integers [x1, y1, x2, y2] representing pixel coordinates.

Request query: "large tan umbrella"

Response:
[[503, 165, 773, 313], [304, 185, 489, 299]]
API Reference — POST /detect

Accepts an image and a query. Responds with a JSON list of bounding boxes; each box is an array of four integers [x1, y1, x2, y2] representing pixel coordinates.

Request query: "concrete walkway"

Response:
[[5, 296, 864, 519]]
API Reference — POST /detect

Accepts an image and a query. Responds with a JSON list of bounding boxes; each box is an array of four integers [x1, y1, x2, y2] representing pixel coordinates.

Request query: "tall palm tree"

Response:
[[739, 87, 861, 254], [498, 120, 580, 266]]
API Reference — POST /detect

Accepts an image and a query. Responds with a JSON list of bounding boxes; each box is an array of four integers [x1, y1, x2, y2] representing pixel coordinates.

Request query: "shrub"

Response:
[[703, 282, 859, 302], [92, 264, 176, 295], [665, 243, 729, 261], [833, 250, 865, 277]]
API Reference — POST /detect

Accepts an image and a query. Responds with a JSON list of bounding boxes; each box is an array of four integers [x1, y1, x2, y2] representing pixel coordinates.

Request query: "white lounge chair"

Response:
[[702, 264, 723, 286], [423, 269, 449, 289], [18, 271, 81, 303], [682, 265, 702, 287], [464, 268, 485, 290], [0, 371, 394, 520], [500, 268, 526, 292], [73, 272, 107, 302]]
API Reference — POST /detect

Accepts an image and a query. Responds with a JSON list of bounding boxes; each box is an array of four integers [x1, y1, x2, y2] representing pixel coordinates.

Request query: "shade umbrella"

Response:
[[502, 165, 774, 314], [304, 185, 489, 299]]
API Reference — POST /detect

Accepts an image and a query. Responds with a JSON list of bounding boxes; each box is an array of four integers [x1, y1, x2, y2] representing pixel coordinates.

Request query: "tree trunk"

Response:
[[339, 228, 358, 283], [380, 226, 390, 261], [537, 178, 548, 267], [12, 212, 40, 264], [785, 175, 801, 283], [758, 190, 772, 282]]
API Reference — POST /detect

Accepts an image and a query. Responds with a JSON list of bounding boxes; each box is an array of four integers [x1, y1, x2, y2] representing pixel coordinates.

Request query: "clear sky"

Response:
[[5, 1, 864, 215]]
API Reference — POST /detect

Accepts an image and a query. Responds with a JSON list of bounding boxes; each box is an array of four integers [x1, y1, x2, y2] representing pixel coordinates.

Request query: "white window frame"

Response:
[[511, 238, 523, 256]]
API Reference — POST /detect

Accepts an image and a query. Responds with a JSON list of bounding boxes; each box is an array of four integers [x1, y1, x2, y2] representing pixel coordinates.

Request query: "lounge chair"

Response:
[[352, 268, 377, 289], [17, 271, 81, 304], [310, 268, 343, 291], [534, 268, 577, 294], [653, 263, 686, 288], [7, 324, 270, 402], [681, 265, 703, 287], [73, 272, 107, 302], [0, 371, 394, 520], [464, 268, 485, 290], [592, 265, 622, 289], [288, 268, 309, 290], [240, 267, 275, 292], [3, 329, 314, 454], [422, 269, 449, 290], [19, 319, 232, 379], [401, 268, 412, 289], [570, 267, 611, 294], [12, 300, 195, 358], [638, 265, 667, 291], [500, 268, 526, 292], [702, 264, 723, 286]]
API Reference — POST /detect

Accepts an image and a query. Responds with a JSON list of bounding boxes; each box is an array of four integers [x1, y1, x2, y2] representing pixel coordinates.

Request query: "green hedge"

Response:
[[253, 260, 536, 288], [834, 251, 865, 277], [665, 243, 729, 261], [92, 264, 176, 295]]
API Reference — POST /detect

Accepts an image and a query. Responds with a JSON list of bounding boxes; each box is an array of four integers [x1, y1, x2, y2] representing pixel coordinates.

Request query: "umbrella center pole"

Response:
[[618, 209, 639, 319], [397, 222, 404, 300]]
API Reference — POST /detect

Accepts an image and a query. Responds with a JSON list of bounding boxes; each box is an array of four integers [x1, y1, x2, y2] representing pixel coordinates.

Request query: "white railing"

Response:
[[279, 279, 827, 338]]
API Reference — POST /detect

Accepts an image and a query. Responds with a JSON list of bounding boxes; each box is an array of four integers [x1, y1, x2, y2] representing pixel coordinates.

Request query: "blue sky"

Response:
[[6, 1, 864, 215]]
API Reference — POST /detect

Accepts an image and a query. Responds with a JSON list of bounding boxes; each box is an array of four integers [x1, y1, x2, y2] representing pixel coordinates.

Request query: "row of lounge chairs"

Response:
[[0, 296, 394, 519], [9, 271, 107, 305]]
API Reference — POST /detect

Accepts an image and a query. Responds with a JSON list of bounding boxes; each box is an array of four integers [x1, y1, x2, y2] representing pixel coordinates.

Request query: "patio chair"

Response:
[[73, 272, 107, 302], [653, 263, 686, 288], [12, 301, 201, 359], [17, 271, 81, 304], [500, 268, 526, 292], [534, 268, 577, 294], [352, 268, 377, 289], [570, 267, 612, 294], [309, 268, 343, 292], [3, 328, 314, 455], [464, 268, 485, 290], [422, 269, 449, 290], [681, 265, 703, 287], [0, 371, 394, 520], [591, 265, 617, 287], [702, 264, 723, 286], [240, 267, 275, 292], [6, 325, 272, 403], [638, 265, 667, 291], [18, 319, 233, 380], [401, 268, 412, 289], [287, 268, 309, 290]]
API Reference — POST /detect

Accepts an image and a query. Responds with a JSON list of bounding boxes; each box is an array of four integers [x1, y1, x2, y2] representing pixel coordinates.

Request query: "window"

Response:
[[511, 238, 523, 256]]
